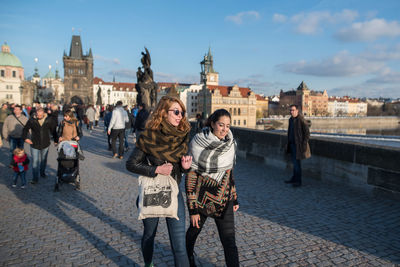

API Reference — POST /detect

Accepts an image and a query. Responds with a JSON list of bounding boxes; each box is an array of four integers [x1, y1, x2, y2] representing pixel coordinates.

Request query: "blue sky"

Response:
[[1, 0, 400, 98]]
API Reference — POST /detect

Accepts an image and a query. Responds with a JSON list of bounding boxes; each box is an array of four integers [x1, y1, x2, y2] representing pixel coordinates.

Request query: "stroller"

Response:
[[55, 141, 84, 192]]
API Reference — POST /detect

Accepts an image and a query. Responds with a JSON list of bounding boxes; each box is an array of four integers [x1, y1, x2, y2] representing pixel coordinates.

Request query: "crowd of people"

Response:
[[0, 97, 310, 267]]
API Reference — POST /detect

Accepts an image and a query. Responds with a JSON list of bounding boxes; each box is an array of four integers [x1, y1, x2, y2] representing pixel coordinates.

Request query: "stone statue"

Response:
[[96, 87, 102, 105], [136, 47, 158, 109]]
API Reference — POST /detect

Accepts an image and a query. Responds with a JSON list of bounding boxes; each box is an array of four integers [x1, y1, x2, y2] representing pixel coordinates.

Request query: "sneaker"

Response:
[[21, 185, 26, 189], [30, 180, 38, 184], [112, 154, 118, 158], [41, 173, 48, 178], [12, 184, 17, 188]]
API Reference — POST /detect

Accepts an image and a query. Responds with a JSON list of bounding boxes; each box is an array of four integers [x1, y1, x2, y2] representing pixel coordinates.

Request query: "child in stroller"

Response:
[[55, 140, 84, 191]]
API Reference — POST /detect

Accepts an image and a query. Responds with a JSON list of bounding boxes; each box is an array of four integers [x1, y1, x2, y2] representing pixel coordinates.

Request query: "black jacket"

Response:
[[134, 109, 149, 132], [126, 147, 187, 185], [22, 115, 58, 149]]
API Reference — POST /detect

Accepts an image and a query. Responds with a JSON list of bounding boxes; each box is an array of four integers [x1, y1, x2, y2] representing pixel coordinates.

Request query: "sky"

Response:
[[1, 0, 400, 98]]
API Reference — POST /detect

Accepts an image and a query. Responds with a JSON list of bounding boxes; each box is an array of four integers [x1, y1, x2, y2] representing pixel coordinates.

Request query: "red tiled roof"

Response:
[[207, 85, 251, 98], [255, 94, 267, 101], [94, 77, 136, 92]]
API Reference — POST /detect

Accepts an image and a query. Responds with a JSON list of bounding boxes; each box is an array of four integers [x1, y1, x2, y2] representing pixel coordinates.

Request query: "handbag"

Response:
[[137, 174, 179, 220]]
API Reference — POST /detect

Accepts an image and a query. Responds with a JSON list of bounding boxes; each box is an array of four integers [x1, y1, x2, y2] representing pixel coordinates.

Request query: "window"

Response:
[[229, 108, 232, 114], [234, 108, 237, 115], [244, 120, 246, 125], [12, 71, 16, 78], [238, 120, 240, 125], [233, 120, 236, 125], [0, 70, 4, 77], [238, 108, 241, 115]]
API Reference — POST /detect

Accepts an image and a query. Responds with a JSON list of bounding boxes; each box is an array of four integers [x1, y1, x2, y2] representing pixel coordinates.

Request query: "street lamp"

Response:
[[107, 88, 111, 105]]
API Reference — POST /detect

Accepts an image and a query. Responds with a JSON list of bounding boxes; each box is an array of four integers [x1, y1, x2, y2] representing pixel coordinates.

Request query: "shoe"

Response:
[[41, 174, 48, 178], [292, 182, 302, 187], [112, 154, 118, 158], [30, 180, 38, 184], [284, 179, 295, 184], [119, 156, 123, 159], [12, 184, 17, 188], [21, 185, 26, 189]]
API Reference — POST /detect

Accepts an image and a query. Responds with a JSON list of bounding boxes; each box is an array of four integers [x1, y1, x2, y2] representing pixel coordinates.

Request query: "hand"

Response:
[[75, 136, 80, 141], [59, 137, 63, 142], [155, 163, 173, 176], [25, 139, 33, 145], [190, 214, 201, 228], [107, 130, 111, 135], [233, 204, 239, 212], [181, 155, 192, 170]]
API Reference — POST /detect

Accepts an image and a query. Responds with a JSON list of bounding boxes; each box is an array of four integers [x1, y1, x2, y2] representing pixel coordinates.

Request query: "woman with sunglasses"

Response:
[[126, 96, 192, 267], [185, 109, 239, 267]]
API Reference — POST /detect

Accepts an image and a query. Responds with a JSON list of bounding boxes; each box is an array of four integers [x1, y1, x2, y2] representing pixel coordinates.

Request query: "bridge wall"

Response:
[[228, 127, 400, 194], [190, 123, 400, 194]]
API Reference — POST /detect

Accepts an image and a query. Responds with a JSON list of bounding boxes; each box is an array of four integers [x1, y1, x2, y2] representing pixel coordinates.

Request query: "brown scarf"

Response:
[[136, 120, 189, 163]]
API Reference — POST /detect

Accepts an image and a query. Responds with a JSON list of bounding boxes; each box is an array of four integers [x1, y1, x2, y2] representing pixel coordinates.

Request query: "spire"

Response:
[[69, 35, 83, 59], [55, 60, 60, 79], [33, 58, 40, 78], [88, 48, 93, 58], [113, 75, 115, 83], [208, 46, 212, 58], [297, 81, 309, 91]]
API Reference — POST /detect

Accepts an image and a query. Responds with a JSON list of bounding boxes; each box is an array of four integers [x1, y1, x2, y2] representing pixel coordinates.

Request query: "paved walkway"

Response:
[[0, 124, 399, 266]]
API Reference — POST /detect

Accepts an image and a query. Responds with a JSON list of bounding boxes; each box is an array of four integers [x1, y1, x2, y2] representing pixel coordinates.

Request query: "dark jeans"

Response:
[[290, 142, 302, 183], [30, 146, 49, 181], [124, 128, 130, 149], [13, 171, 26, 186], [9, 137, 24, 157], [186, 201, 239, 267], [142, 190, 189, 267], [111, 129, 125, 156]]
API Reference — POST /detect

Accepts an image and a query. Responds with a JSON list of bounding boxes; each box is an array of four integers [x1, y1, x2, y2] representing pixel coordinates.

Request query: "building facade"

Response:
[[0, 42, 24, 104], [93, 77, 137, 107], [279, 81, 328, 116], [63, 35, 93, 105]]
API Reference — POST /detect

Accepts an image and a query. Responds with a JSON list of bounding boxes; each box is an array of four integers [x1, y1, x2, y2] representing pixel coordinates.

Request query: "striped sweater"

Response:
[[185, 169, 238, 217]]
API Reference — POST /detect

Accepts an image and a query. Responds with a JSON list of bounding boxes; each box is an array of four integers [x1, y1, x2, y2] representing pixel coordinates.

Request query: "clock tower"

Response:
[[200, 47, 219, 86], [63, 35, 93, 104]]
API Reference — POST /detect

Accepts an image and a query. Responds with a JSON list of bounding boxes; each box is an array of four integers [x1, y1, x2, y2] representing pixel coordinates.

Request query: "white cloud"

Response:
[[274, 9, 358, 35], [109, 69, 135, 79], [277, 50, 384, 77], [225, 11, 260, 25], [272, 13, 287, 23], [335, 18, 400, 42], [329, 83, 400, 98], [366, 69, 400, 84], [94, 55, 120, 65]]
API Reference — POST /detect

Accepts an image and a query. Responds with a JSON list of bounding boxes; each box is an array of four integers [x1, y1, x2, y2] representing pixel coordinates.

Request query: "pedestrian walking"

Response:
[[22, 107, 58, 184], [10, 147, 29, 188], [57, 110, 82, 142], [85, 105, 96, 132], [0, 103, 10, 143], [124, 105, 135, 152], [2, 105, 28, 158], [107, 101, 128, 159], [185, 109, 239, 267], [104, 105, 113, 150], [94, 105, 100, 127], [126, 96, 192, 267], [284, 104, 311, 187]]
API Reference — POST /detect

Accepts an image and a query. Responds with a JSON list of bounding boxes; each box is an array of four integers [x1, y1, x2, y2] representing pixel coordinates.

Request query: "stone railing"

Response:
[[190, 123, 400, 194]]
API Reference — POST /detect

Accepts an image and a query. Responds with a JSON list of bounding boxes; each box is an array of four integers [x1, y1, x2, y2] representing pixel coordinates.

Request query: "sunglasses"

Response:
[[168, 109, 185, 117]]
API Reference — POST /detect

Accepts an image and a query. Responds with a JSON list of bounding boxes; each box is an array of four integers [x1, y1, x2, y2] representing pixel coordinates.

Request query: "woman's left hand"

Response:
[[75, 136, 80, 141], [233, 205, 239, 212], [181, 155, 192, 170]]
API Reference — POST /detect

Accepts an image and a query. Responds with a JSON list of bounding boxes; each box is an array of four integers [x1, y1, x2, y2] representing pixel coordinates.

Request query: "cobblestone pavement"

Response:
[[0, 124, 399, 267]]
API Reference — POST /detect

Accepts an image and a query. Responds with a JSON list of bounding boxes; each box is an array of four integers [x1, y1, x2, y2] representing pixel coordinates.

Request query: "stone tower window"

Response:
[[1, 70, 4, 77], [12, 71, 16, 78]]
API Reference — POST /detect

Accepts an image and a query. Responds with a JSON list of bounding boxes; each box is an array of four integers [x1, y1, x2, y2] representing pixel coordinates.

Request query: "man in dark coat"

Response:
[[285, 104, 311, 187], [22, 107, 58, 184], [133, 103, 149, 138]]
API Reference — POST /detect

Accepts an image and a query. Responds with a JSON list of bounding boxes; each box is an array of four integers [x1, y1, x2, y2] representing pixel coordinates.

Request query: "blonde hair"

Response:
[[146, 96, 190, 132], [13, 147, 24, 156]]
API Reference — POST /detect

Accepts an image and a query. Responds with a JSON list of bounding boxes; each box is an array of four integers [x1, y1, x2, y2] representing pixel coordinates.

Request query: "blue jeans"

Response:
[[124, 128, 130, 148], [141, 189, 189, 267], [30, 146, 49, 181], [290, 143, 302, 183], [9, 137, 24, 156], [13, 171, 26, 186]]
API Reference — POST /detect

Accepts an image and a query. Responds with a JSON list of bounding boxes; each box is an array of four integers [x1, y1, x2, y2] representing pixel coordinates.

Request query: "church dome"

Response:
[[0, 42, 23, 67]]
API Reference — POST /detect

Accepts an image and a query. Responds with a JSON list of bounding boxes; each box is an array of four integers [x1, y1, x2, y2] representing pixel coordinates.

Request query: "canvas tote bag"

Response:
[[137, 174, 179, 220]]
